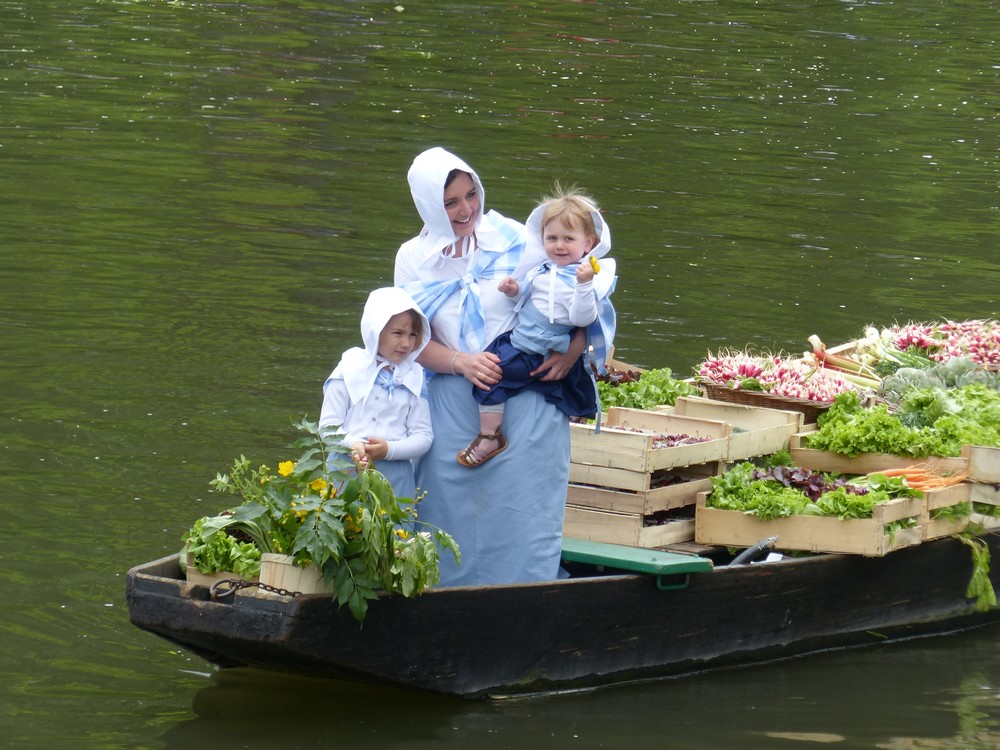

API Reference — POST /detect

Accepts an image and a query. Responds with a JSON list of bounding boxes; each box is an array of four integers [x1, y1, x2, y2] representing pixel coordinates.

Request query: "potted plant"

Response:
[[182, 417, 459, 622]]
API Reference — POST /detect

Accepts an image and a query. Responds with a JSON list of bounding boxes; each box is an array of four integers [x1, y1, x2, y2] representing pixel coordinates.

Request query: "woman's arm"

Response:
[[416, 339, 503, 391]]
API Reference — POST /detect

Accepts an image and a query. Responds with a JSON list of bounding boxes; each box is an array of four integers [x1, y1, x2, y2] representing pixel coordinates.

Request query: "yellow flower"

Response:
[[278, 461, 295, 477], [309, 478, 327, 493], [394, 529, 410, 539]]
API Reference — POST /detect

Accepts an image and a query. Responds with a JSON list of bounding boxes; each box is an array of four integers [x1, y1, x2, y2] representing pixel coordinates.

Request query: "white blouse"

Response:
[[320, 376, 432, 461]]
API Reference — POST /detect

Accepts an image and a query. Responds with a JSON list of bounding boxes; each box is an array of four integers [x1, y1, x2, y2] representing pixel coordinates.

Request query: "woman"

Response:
[[395, 146, 585, 586]]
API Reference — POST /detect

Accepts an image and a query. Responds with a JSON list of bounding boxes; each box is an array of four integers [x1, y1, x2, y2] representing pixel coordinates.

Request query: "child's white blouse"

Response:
[[320, 372, 432, 461]]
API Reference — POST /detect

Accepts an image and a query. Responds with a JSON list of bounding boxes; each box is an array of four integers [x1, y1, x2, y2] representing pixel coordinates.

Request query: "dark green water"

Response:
[[1, 1, 997, 747]]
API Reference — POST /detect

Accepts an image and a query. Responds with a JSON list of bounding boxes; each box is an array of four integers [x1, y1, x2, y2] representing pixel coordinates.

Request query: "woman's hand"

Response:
[[454, 349, 502, 391], [532, 327, 588, 381], [532, 350, 578, 381]]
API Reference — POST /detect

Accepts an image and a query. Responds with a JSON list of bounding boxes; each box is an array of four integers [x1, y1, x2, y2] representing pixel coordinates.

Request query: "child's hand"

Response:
[[363, 438, 389, 461], [350, 441, 369, 467], [576, 260, 596, 284], [498, 277, 520, 298]]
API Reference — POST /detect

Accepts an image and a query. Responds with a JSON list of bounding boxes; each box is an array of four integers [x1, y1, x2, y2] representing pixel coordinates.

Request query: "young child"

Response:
[[457, 185, 617, 467], [320, 286, 433, 498]]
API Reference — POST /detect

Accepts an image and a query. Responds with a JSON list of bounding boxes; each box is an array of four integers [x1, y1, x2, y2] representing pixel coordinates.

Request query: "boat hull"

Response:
[[126, 534, 1000, 698]]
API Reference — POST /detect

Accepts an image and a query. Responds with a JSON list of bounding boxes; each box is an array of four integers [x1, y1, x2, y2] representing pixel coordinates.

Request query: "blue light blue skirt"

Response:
[[414, 374, 570, 587]]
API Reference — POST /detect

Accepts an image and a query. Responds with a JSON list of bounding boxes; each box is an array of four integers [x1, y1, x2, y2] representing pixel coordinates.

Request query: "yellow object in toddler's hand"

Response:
[[589, 256, 601, 273]]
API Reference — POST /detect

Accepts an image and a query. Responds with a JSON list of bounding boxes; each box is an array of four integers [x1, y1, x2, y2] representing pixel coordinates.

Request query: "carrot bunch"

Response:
[[869, 465, 967, 491]]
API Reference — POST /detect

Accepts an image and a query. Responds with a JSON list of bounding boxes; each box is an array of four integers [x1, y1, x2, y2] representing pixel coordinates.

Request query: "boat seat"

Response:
[[561, 538, 713, 590]]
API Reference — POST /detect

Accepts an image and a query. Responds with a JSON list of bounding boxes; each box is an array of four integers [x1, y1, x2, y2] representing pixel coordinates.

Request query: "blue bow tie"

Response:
[[375, 367, 396, 399]]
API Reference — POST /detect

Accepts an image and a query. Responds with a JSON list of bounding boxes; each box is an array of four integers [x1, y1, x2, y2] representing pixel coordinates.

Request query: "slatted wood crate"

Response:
[[570, 407, 730, 474], [563, 505, 696, 548], [604, 355, 645, 374], [565, 407, 730, 548], [968, 445, 1000, 483], [659, 396, 804, 461], [970, 481, 1000, 531], [183, 550, 257, 587], [697, 382, 831, 425], [567, 463, 721, 516], [788, 432, 971, 476], [694, 492, 924, 557], [919, 482, 972, 540]]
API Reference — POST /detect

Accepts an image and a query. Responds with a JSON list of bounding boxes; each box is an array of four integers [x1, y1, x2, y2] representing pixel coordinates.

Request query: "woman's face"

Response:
[[442, 172, 480, 237]]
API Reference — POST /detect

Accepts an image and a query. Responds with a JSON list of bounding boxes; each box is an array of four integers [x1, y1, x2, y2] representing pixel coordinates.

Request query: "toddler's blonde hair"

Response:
[[538, 182, 600, 239]]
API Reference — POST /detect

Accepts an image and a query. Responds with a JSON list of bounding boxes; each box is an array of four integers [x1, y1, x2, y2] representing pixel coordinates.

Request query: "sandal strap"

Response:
[[457, 430, 508, 467]]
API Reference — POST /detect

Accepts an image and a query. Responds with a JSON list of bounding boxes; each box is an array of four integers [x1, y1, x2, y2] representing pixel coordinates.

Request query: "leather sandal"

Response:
[[456, 429, 508, 467]]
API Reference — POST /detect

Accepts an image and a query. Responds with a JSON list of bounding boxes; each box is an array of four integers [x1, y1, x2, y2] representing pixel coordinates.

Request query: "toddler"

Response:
[[457, 185, 616, 467]]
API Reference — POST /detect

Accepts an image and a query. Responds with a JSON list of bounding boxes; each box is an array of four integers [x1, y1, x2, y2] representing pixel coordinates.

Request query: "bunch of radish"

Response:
[[885, 319, 1000, 367], [696, 350, 863, 403]]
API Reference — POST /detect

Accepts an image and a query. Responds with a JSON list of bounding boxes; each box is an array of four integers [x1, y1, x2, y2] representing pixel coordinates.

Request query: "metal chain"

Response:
[[210, 578, 302, 601]]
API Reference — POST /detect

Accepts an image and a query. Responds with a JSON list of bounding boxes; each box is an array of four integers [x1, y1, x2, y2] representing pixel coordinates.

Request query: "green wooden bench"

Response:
[[561, 537, 713, 590]]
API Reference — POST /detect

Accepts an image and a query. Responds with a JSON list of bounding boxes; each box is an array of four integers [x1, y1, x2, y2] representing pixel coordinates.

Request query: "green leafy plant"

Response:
[[957, 535, 997, 612], [596, 367, 694, 410], [184, 418, 459, 623], [807, 387, 1000, 458], [182, 515, 262, 580], [707, 461, 921, 522]]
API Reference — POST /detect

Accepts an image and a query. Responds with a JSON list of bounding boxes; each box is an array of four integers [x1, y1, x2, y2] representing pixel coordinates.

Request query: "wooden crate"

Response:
[[599, 344, 644, 375], [920, 482, 972, 541], [567, 463, 720, 515], [661, 396, 803, 461], [570, 407, 730, 473], [697, 382, 831, 424], [183, 550, 257, 587], [788, 432, 971, 476], [970, 481, 1000, 507], [970, 482, 1000, 531], [605, 355, 645, 374], [694, 492, 924, 557], [968, 445, 1000, 483], [564, 505, 695, 548]]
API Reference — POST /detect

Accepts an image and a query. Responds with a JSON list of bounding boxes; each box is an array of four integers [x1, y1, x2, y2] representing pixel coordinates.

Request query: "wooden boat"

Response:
[[126, 533, 1000, 699]]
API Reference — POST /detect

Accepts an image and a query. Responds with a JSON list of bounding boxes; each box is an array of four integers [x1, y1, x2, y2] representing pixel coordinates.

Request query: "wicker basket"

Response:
[[698, 382, 832, 424]]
